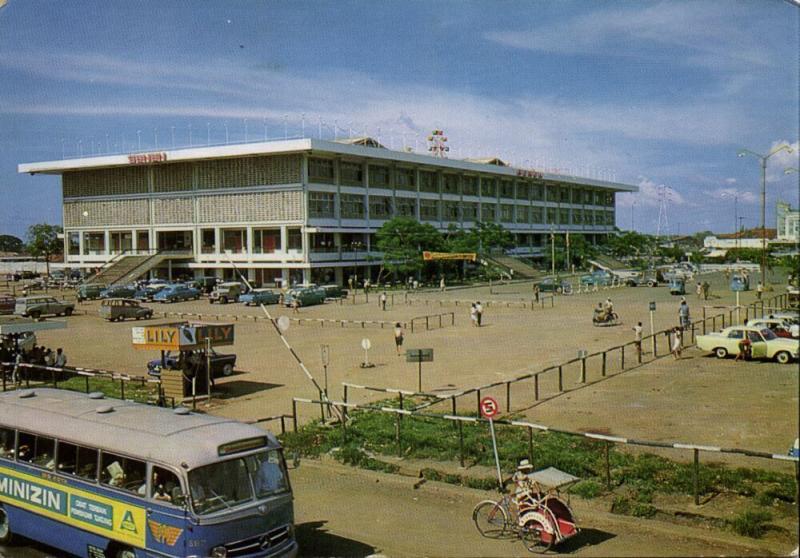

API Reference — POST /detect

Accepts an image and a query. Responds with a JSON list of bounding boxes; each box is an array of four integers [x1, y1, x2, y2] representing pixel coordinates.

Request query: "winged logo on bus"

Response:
[[148, 520, 183, 546]]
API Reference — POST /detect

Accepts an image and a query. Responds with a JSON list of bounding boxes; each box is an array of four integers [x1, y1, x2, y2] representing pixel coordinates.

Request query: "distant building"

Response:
[[776, 201, 800, 243]]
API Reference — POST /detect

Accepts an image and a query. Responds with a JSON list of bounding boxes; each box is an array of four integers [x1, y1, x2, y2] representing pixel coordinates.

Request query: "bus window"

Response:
[[76, 446, 99, 481], [0, 427, 14, 459], [151, 466, 185, 506], [247, 450, 289, 498], [101, 452, 146, 495], [18, 432, 55, 470], [57, 441, 78, 474]]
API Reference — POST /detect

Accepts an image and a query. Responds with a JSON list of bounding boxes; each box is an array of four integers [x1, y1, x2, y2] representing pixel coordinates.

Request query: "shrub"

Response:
[[611, 495, 631, 515], [572, 480, 604, 499], [730, 509, 773, 538]]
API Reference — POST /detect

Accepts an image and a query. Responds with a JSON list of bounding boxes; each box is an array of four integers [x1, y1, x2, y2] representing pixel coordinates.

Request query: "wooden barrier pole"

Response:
[[476, 389, 482, 416], [605, 442, 611, 489], [451, 395, 457, 416], [693, 449, 700, 505], [620, 345, 625, 370], [580, 358, 586, 383], [602, 352, 607, 376], [506, 382, 511, 412], [458, 420, 465, 468], [528, 427, 534, 467], [292, 399, 298, 433], [534, 374, 539, 400], [395, 413, 402, 456], [558, 366, 563, 391]]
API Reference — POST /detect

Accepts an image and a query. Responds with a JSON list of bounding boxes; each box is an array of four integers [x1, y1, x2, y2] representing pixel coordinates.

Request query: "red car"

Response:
[[0, 296, 15, 315]]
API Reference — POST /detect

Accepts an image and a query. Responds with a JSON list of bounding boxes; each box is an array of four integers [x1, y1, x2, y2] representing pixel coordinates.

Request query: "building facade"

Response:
[[776, 201, 800, 243], [19, 138, 636, 286]]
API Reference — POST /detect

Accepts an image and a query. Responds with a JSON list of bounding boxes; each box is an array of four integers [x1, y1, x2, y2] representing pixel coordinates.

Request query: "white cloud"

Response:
[[617, 178, 685, 208], [707, 187, 758, 204], [725, 178, 737, 184]]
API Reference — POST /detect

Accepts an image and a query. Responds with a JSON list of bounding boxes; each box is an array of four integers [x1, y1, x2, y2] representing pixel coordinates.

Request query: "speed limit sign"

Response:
[[480, 396, 500, 419]]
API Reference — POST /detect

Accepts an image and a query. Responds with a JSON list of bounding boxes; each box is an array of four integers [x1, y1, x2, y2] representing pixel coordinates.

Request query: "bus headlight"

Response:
[[211, 546, 228, 558]]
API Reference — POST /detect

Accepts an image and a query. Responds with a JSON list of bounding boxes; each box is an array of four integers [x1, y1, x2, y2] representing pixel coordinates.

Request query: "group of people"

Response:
[[470, 301, 484, 327], [593, 298, 615, 322], [694, 281, 711, 300], [1, 342, 67, 385]]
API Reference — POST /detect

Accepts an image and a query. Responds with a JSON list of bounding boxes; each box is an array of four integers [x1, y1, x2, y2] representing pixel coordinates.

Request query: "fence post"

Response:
[[702, 306, 707, 334], [602, 352, 607, 376], [292, 399, 298, 433], [506, 382, 511, 412], [395, 413, 402, 456], [120, 379, 125, 400], [319, 390, 325, 422], [85, 376, 89, 393], [458, 420, 465, 468], [534, 374, 539, 400], [280, 415, 286, 435], [721, 314, 725, 329], [426, 316, 429, 330], [439, 314, 442, 328], [693, 449, 700, 506], [580, 358, 586, 384], [528, 427, 534, 467], [605, 442, 611, 490], [557, 366, 563, 392], [451, 395, 457, 416], [399, 392, 404, 414], [620, 345, 625, 370], [476, 390, 481, 416]]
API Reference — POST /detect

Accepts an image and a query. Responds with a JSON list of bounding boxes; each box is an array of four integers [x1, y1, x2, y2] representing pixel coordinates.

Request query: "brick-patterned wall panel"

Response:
[[64, 199, 150, 227], [153, 197, 194, 224], [196, 155, 301, 189], [153, 163, 193, 192], [63, 167, 148, 198], [197, 191, 303, 223]]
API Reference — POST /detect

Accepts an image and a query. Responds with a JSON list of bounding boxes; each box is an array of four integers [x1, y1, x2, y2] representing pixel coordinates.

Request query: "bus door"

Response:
[[144, 466, 188, 556]]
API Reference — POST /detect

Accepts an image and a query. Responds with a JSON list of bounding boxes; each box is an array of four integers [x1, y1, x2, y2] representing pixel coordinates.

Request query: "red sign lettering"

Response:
[[128, 152, 168, 165], [515, 168, 543, 179]]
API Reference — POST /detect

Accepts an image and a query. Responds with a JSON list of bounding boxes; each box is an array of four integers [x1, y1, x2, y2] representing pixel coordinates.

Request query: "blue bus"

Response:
[[0, 388, 297, 558]]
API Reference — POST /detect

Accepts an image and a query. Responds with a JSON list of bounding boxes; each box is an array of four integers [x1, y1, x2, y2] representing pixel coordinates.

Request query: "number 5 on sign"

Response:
[[480, 397, 503, 489]]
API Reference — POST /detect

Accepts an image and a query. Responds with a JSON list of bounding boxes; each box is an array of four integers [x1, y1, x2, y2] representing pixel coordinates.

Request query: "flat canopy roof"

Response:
[[0, 317, 67, 335], [18, 138, 637, 192]]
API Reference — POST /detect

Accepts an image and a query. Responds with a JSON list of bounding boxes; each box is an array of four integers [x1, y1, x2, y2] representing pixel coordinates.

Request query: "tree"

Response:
[[0, 234, 24, 253], [26, 223, 63, 275], [374, 217, 444, 281], [542, 233, 597, 272]]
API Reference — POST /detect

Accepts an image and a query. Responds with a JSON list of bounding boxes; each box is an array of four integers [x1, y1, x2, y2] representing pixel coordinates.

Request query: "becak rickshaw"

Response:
[[516, 464, 581, 553]]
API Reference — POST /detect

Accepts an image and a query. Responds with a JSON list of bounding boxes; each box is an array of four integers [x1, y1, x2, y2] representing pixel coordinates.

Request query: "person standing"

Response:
[[533, 283, 540, 303], [696, 282, 703, 298], [363, 278, 371, 296], [439, 276, 446, 292], [54, 348, 67, 368], [475, 301, 484, 327], [633, 322, 643, 359], [393, 322, 404, 355], [412, 279, 419, 290], [291, 298, 300, 314], [379, 291, 387, 311], [670, 327, 682, 359], [678, 299, 691, 330], [735, 335, 751, 362], [44, 348, 55, 367], [702, 281, 710, 301], [470, 303, 478, 327], [348, 276, 354, 292], [756, 282, 764, 300]]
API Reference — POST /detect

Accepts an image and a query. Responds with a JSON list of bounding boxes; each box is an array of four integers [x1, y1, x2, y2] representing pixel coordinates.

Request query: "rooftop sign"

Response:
[[128, 152, 167, 165], [515, 168, 543, 179]]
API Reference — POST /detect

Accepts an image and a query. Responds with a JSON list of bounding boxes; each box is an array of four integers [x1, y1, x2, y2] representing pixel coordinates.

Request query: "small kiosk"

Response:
[[131, 322, 235, 404]]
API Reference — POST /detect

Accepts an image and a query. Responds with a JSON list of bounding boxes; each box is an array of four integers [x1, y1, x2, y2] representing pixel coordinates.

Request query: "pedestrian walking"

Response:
[[364, 278, 371, 295], [379, 291, 387, 311], [696, 282, 703, 298], [412, 279, 419, 290], [54, 348, 67, 368], [393, 322, 404, 355], [670, 328, 682, 359], [348, 276, 354, 292], [533, 283, 540, 303], [633, 322, 643, 359], [735, 336, 751, 362], [291, 298, 300, 314], [470, 303, 478, 327], [440, 276, 446, 292], [756, 282, 764, 300], [12, 350, 24, 385], [678, 298, 691, 330], [702, 281, 710, 300], [475, 301, 484, 327]]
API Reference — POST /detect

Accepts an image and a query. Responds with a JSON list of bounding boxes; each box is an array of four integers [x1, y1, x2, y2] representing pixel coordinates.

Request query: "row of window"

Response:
[[309, 192, 615, 225], [308, 158, 615, 205], [0, 426, 185, 506]]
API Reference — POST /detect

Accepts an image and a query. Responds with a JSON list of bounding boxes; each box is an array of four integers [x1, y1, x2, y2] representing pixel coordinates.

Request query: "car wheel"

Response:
[[714, 347, 728, 359], [0, 505, 12, 544], [556, 287, 563, 294], [220, 297, 228, 305], [775, 351, 791, 365], [64, 308, 73, 316], [222, 363, 234, 376], [29, 311, 41, 320]]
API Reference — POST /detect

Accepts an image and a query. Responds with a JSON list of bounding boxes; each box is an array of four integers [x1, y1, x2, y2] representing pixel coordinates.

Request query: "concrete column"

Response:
[[334, 267, 344, 285], [78, 231, 85, 257], [214, 227, 221, 254], [302, 268, 311, 284], [281, 268, 290, 288], [280, 226, 288, 254], [246, 226, 254, 255], [301, 230, 309, 263], [103, 230, 110, 256]]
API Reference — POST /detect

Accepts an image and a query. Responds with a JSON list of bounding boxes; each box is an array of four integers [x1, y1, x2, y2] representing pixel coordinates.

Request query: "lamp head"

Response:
[[737, 152, 746, 158]]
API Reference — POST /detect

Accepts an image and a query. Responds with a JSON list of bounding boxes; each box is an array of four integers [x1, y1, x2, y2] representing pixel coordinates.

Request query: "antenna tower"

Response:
[[656, 186, 671, 238], [427, 129, 449, 158]]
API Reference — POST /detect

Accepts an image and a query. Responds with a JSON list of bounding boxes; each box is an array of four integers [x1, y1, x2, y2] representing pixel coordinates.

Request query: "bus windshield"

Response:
[[189, 449, 289, 515]]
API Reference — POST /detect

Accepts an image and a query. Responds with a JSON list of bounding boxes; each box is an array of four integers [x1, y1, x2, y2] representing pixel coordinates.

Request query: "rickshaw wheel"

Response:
[[472, 500, 508, 538], [520, 518, 553, 553]]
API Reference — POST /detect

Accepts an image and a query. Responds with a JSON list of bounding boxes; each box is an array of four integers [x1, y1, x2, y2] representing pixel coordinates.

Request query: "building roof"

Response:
[[18, 138, 638, 192], [717, 228, 777, 240], [0, 388, 278, 470]]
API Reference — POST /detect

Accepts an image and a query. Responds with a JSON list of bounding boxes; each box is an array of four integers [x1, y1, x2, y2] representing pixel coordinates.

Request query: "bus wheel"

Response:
[[0, 506, 12, 544], [113, 546, 136, 558]]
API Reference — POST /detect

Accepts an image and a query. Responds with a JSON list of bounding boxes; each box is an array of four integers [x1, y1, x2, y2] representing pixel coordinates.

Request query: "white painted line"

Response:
[[444, 415, 477, 422], [673, 443, 721, 452], [510, 420, 549, 431], [771, 454, 799, 462], [585, 433, 628, 443]]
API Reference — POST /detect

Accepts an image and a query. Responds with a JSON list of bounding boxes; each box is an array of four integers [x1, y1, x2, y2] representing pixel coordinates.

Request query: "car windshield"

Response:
[[760, 328, 777, 341], [188, 449, 289, 515]]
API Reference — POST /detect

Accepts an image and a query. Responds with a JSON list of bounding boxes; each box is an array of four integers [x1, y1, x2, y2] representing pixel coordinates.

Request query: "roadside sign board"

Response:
[[132, 323, 235, 351], [405, 348, 434, 363], [361, 338, 371, 351], [649, 301, 656, 311], [480, 396, 500, 419]]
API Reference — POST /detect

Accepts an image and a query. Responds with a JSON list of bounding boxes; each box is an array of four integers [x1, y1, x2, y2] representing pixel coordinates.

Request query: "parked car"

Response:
[[194, 276, 220, 295], [209, 282, 244, 304], [153, 284, 201, 303], [99, 298, 154, 322], [536, 278, 572, 293], [696, 326, 799, 364], [284, 287, 327, 307], [668, 277, 686, 295], [624, 274, 658, 287], [0, 296, 16, 315], [240, 288, 281, 306], [14, 296, 75, 319], [76, 284, 107, 302], [133, 283, 168, 302], [146, 349, 237, 381], [100, 285, 138, 299], [746, 318, 798, 339], [580, 271, 612, 287], [321, 284, 347, 299]]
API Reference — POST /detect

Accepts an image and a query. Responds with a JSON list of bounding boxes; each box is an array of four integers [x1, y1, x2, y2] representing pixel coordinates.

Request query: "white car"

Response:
[[696, 326, 799, 364], [747, 318, 799, 339]]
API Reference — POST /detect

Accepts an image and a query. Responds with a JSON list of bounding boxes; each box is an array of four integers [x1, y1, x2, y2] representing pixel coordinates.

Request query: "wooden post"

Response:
[[602, 352, 607, 376], [693, 449, 700, 505], [557, 366, 563, 391], [528, 427, 534, 466], [534, 374, 539, 400], [605, 442, 611, 489], [84, 376, 90, 393], [451, 395, 457, 416], [702, 306, 707, 334], [395, 413, 402, 456], [476, 389, 482, 416], [292, 399, 298, 432], [399, 392, 404, 413], [120, 379, 125, 400], [458, 420, 465, 468], [580, 358, 586, 383], [506, 382, 511, 412], [620, 345, 625, 370]]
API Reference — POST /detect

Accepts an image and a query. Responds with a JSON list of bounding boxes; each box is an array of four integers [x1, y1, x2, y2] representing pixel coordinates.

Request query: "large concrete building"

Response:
[[19, 138, 636, 286]]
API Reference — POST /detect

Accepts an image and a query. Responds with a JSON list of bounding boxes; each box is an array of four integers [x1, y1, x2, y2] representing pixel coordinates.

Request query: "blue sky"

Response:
[[1, 0, 798, 239]]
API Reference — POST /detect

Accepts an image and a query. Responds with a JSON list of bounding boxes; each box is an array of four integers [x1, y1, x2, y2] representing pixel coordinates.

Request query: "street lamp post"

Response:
[[721, 191, 739, 252], [737, 144, 794, 285]]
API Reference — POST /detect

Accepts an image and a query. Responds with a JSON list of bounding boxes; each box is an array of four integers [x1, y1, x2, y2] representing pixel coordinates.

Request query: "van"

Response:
[[99, 298, 154, 322]]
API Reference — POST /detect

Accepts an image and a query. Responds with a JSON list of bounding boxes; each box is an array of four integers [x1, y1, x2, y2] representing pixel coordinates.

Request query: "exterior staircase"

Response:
[[84, 251, 193, 286], [587, 254, 628, 272], [483, 254, 540, 279]]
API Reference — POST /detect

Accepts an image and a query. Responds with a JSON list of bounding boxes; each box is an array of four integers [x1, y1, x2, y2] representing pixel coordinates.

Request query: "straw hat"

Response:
[[517, 459, 533, 471]]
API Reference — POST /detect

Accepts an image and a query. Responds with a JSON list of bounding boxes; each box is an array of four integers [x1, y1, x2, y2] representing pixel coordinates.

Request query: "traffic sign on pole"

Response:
[[480, 396, 503, 489]]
